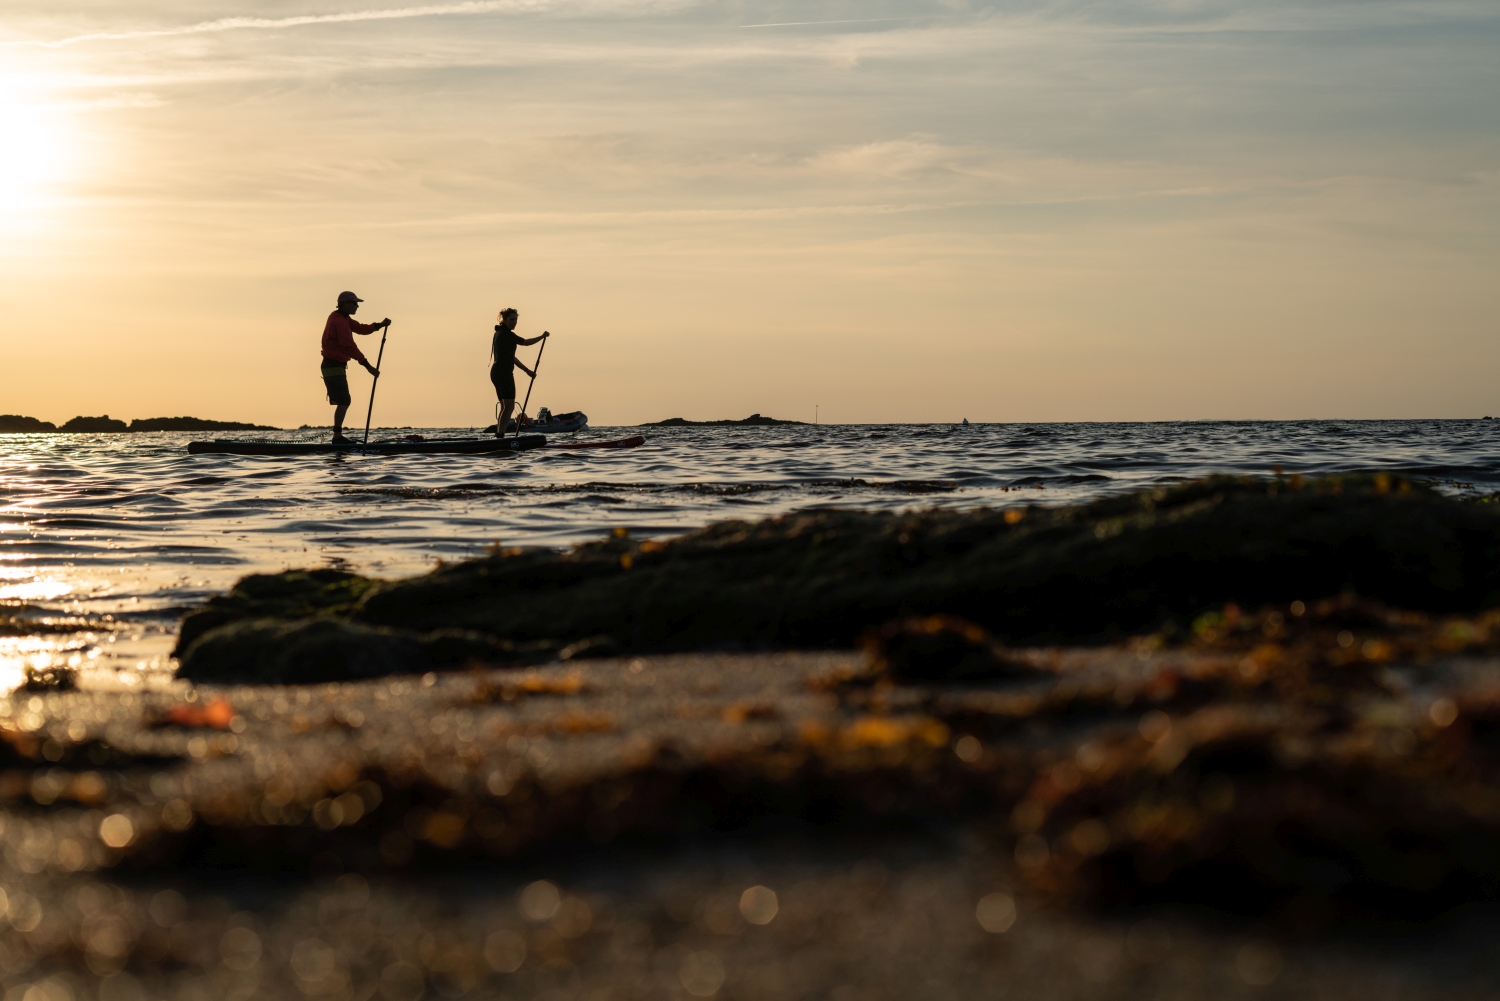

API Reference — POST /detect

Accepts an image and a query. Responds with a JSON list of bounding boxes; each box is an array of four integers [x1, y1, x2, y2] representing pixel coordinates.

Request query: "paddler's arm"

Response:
[[513, 359, 536, 378], [518, 330, 549, 347], [350, 345, 379, 378], [336, 315, 381, 376], [356, 319, 389, 375]]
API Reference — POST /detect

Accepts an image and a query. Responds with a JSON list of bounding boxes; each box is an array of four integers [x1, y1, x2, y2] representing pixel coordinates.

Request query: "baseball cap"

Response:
[[337, 291, 363, 304]]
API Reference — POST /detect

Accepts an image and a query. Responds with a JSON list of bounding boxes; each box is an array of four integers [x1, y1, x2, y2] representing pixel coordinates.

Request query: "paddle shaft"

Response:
[[513, 335, 547, 440], [362, 323, 390, 444]]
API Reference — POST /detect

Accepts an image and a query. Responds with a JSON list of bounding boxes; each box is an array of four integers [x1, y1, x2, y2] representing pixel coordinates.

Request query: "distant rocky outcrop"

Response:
[[129, 417, 279, 432], [60, 415, 129, 432], [0, 415, 57, 433], [3, 415, 281, 433], [642, 413, 805, 427]]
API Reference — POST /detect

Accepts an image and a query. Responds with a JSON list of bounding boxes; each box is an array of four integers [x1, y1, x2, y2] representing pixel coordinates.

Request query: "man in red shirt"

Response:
[[321, 291, 389, 443]]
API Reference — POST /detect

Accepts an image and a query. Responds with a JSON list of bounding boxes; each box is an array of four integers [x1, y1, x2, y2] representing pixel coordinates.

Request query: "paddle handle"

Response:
[[362, 323, 390, 444], [513, 334, 547, 439]]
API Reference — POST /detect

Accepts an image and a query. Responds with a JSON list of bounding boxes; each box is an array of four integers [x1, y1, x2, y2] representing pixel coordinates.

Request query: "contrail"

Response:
[[1, 1, 534, 48], [738, 16, 932, 28]]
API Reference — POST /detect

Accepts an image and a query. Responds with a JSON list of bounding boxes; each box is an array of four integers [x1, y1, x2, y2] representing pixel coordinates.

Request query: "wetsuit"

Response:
[[490, 325, 525, 399]]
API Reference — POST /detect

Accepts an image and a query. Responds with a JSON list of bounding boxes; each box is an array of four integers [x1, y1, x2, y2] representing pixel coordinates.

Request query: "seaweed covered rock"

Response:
[[177, 618, 428, 685], [355, 475, 1500, 647], [176, 569, 594, 682], [176, 618, 579, 684], [176, 475, 1500, 683], [175, 568, 377, 656]]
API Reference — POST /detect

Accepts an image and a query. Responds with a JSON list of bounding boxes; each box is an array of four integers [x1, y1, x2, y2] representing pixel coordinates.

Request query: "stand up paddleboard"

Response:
[[187, 435, 547, 456], [540, 435, 645, 451]]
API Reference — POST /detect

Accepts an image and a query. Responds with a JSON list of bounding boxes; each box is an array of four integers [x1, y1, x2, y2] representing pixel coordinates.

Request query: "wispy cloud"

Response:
[[804, 139, 953, 178], [2, 1, 547, 49]]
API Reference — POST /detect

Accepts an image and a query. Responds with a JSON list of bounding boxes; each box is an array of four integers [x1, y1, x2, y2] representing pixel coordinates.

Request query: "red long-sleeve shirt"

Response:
[[321, 311, 380, 363]]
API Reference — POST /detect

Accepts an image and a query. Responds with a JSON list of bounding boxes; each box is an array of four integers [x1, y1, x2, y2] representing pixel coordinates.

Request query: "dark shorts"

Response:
[[490, 362, 516, 400], [322, 361, 351, 406]]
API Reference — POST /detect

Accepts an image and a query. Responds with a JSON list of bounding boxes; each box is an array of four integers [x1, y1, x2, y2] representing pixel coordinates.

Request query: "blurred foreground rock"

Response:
[[1, 635, 1500, 997]]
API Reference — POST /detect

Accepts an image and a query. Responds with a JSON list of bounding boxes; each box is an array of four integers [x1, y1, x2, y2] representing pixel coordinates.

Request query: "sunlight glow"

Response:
[[0, 76, 73, 217]]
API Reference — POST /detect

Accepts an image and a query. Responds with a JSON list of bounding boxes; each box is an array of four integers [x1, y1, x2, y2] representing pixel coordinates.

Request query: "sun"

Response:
[[0, 76, 72, 217]]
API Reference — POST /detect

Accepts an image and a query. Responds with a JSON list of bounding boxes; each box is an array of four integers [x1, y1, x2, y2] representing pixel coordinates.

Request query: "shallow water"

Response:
[[2, 420, 1497, 686]]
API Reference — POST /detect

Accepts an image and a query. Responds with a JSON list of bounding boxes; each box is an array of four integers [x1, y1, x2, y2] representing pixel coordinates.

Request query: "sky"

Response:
[[0, 0, 1496, 427]]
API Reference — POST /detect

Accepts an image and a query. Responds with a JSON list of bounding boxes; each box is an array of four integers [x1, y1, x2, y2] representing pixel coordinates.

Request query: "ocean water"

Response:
[[2, 420, 1497, 688]]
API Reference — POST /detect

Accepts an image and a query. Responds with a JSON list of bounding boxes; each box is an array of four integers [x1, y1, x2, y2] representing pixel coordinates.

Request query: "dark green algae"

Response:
[[175, 474, 1500, 684]]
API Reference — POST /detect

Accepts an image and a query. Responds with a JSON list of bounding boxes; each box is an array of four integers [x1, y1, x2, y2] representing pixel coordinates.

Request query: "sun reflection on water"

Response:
[[0, 629, 174, 696], [0, 635, 90, 692], [0, 578, 75, 602]]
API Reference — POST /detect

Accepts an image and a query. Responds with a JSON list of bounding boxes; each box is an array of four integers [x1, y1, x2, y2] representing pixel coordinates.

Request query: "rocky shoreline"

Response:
[[0, 416, 278, 433], [3, 474, 1500, 997]]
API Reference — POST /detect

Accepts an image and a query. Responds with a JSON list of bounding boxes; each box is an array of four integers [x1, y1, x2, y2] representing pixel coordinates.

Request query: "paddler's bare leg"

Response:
[[497, 398, 515, 437], [331, 402, 356, 444]]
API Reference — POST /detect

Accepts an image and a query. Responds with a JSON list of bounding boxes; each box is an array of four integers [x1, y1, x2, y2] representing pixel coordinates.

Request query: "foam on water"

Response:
[[2, 420, 1497, 687]]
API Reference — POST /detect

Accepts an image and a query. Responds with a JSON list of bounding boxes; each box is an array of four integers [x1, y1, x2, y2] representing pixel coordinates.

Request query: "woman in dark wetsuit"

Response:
[[491, 308, 549, 437]]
